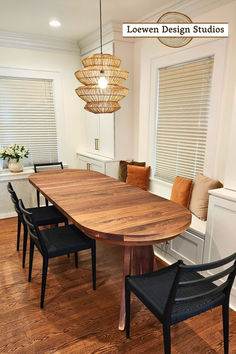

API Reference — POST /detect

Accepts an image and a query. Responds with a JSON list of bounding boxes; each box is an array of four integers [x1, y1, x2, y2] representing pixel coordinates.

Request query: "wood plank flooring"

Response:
[[0, 217, 235, 353]]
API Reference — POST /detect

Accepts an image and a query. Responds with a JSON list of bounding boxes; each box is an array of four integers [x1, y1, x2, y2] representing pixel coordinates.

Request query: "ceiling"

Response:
[[0, 0, 170, 41]]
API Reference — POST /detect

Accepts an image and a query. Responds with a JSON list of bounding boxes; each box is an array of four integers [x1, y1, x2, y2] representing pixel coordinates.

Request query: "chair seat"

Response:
[[27, 206, 67, 226], [40, 224, 92, 258], [126, 263, 226, 325]]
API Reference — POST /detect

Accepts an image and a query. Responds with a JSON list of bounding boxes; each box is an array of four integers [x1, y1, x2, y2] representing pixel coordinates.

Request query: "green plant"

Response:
[[0, 144, 29, 162]]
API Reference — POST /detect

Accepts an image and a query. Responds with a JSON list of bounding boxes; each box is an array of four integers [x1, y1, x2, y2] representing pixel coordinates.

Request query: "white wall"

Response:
[[132, 1, 236, 185], [224, 86, 236, 190], [0, 45, 85, 168]]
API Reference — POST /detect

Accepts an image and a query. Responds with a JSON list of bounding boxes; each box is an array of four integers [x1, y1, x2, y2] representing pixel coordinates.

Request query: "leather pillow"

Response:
[[189, 173, 223, 220], [119, 160, 146, 182], [126, 165, 150, 191], [171, 176, 193, 208]]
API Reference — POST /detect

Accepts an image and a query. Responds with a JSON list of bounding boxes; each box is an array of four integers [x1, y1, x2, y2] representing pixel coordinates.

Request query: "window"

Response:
[[154, 56, 214, 183], [0, 76, 58, 167]]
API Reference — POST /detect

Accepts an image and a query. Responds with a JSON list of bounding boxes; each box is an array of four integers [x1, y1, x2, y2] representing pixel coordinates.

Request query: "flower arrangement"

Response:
[[0, 144, 29, 162]]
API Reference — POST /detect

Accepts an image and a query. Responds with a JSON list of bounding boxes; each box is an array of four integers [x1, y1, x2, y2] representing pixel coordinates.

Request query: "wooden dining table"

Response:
[[29, 169, 191, 330]]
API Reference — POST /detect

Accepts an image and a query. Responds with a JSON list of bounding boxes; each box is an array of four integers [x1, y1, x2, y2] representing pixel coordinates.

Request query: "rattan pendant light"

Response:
[[75, 0, 129, 114]]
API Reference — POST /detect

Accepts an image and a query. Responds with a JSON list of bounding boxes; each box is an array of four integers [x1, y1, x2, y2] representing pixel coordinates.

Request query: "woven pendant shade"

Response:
[[75, 53, 129, 114]]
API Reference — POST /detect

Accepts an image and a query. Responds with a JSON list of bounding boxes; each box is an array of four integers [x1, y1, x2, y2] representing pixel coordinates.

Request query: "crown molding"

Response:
[[78, 0, 233, 56], [78, 21, 134, 57], [0, 0, 232, 55], [140, 0, 234, 22], [0, 30, 80, 54]]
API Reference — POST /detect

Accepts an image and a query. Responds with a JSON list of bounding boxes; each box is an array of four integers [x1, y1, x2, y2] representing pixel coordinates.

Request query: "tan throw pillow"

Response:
[[119, 160, 146, 182], [126, 165, 150, 191], [189, 173, 223, 220]]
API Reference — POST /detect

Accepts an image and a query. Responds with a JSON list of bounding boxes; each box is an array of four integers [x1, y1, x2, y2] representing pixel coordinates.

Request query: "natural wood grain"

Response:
[[133, 245, 154, 275], [29, 169, 192, 246], [0, 217, 236, 353], [119, 246, 132, 331], [29, 169, 192, 330], [119, 246, 155, 331]]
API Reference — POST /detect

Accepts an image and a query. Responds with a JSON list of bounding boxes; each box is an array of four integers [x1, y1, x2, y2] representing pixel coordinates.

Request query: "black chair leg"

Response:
[[17, 215, 21, 251], [28, 240, 34, 282], [66, 218, 70, 257], [125, 281, 131, 339], [37, 190, 40, 207], [41, 257, 48, 308], [91, 241, 96, 290], [45, 198, 49, 207], [65, 221, 69, 258], [222, 303, 229, 354], [22, 223, 28, 268], [74, 252, 78, 268], [163, 323, 171, 354]]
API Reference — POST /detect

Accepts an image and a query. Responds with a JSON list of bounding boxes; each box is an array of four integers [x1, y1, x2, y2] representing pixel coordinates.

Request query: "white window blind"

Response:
[[0, 76, 58, 167], [155, 56, 214, 183]]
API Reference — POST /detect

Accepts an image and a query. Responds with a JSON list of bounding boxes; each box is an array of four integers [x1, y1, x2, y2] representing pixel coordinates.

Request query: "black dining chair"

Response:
[[19, 199, 96, 309], [125, 253, 236, 354], [34, 162, 64, 207], [7, 182, 68, 268]]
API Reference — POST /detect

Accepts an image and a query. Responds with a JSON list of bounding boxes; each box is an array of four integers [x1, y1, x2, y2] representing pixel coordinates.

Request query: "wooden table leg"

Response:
[[118, 245, 154, 331], [118, 246, 132, 331], [133, 245, 154, 275]]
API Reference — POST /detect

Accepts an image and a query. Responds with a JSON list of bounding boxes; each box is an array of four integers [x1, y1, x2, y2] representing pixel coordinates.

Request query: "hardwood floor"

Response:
[[0, 217, 235, 353]]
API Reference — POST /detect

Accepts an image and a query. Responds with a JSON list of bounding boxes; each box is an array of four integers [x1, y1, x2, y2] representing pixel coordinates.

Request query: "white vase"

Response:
[[8, 158, 23, 173]]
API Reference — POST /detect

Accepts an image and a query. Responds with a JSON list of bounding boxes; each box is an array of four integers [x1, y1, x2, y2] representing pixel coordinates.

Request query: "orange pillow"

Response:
[[171, 176, 193, 208], [119, 160, 146, 182], [126, 165, 150, 191]]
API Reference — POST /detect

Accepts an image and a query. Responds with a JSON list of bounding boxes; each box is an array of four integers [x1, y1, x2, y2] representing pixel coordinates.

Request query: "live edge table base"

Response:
[[119, 245, 154, 331]]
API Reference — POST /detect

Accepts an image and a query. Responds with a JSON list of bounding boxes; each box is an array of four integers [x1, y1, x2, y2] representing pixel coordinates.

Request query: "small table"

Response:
[[29, 169, 191, 330]]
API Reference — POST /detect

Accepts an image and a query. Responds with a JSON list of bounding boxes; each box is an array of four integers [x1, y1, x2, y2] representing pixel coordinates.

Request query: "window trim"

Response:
[[0, 67, 64, 171], [148, 39, 227, 182]]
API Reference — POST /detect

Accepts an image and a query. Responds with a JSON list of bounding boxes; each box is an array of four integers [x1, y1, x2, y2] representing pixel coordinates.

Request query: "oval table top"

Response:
[[29, 169, 192, 246]]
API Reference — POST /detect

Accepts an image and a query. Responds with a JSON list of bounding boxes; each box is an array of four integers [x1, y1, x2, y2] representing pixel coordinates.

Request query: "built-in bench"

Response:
[[149, 177, 206, 265]]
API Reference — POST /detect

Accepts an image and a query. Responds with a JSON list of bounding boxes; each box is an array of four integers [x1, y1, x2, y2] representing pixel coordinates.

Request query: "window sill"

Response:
[[0, 164, 68, 182], [149, 176, 173, 188], [0, 167, 35, 181]]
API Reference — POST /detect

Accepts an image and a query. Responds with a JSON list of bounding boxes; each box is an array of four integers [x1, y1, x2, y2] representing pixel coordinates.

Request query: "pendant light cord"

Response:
[[99, 0, 103, 54]]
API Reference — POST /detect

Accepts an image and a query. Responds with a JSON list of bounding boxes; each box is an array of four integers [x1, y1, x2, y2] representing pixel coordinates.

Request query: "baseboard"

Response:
[[0, 211, 17, 219], [153, 245, 176, 265], [153, 255, 169, 272], [230, 303, 236, 312]]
